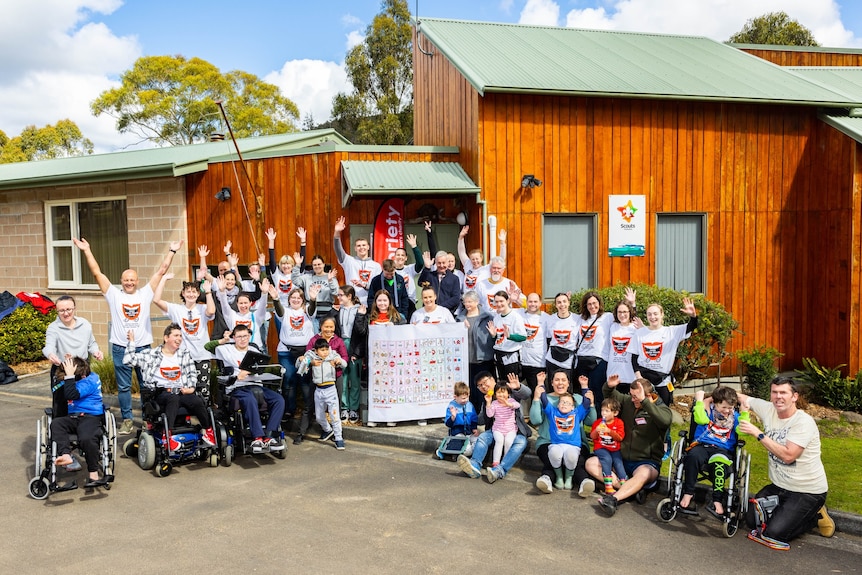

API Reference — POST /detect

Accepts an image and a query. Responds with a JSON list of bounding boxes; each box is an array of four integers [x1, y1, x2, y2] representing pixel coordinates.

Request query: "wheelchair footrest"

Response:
[[51, 480, 78, 493]]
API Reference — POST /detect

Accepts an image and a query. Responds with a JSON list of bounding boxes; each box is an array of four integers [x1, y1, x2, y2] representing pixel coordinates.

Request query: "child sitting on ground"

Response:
[[438, 381, 479, 459], [537, 374, 592, 489], [298, 338, 348, 450], [679, 386, 749, 517], [485, 382, 521, 468], [590, 396, 627, 494]]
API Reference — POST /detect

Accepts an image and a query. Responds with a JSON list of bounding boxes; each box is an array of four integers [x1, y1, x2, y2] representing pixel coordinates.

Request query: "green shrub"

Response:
[[566, 283, 738, 383], [91, 356, 139, 395], [796, 357, 862, 413], [737, 345, 782, 400], [0, 305, 56, 364]]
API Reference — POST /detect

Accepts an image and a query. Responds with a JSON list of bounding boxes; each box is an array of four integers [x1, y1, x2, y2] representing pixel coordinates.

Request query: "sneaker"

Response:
[[340, 409, 349, 422], [578, 478, 596, 498], [536, 474, 553, 494], [417, 420, 427, 426], [366, 421, 378, 427], [163, 434, 181, 451], [817, 506, 835, 538], [435, 449, 444, 460], [268, 436, 285, 451], [319, 429, 335, 442], [119, 419, 134, 435], [335, 440, 345, 450], [250, 437, 265, 451], [348, 411, 359, 424], [457, 454, 481, 479], [386, 421, 397, 427], [201, 427, 216, 447], [293, 434, 303, 445], [598, 494, 618, 517], [486, 466, 502, 484]]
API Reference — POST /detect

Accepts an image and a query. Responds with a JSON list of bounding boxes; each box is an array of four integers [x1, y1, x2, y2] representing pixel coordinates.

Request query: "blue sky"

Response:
[[1, 0, 860, 152]]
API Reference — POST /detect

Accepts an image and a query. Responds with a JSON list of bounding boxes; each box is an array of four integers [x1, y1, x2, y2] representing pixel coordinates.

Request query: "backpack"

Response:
[[0, 359, 18, 385]]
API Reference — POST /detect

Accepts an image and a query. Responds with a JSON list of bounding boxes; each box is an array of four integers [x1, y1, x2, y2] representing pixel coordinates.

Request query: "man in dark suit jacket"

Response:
[[418, 251, 462, 316], [367, 259, 410, 319]]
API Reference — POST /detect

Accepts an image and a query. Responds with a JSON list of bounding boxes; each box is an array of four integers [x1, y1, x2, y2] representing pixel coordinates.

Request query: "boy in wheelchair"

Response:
[[124, 324, 216, 451], [212, 324, 285, 452], [679, 387, 749, 517], [51, 356, 110, 487]]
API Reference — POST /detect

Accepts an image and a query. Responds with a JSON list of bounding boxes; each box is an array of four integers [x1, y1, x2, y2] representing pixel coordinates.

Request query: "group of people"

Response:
[[43, 220, 833, 547]]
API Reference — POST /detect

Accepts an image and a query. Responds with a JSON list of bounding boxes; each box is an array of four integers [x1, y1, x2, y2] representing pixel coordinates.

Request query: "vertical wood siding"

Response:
[[740, 48, 862, 67]]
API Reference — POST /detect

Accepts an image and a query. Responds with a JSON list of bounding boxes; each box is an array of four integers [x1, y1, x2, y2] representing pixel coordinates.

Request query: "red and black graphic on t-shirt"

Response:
[[642, 341, 663, 361], [495, 328, 505, 346], [358, 269, 372, 283], [235, 319, 252, 331], [122, 303, 141, 321], [182, 317, 200, 336], [465, 274, 478, 289], [278, 278, 292, 293], [159, 366, 181, 381], [611, 336, 631, 355], [554, 413, 575, 433], [524, 323, 539, 341], [580, 324, 598, 342], [486, 293, 495, 308], [553, 330, 572, 345], [289, 315, 305, 330]]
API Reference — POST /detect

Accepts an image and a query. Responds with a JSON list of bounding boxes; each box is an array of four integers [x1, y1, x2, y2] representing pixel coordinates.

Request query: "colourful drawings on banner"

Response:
[[367, 323, 468, 424]]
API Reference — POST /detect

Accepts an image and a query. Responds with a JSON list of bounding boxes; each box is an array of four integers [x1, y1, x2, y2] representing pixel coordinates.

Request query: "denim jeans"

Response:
[[595, 447, 628, 480], [112, 343, 147, 421], [341, 339, 361, 412], [469, 429, 527, 476], [277, 350, 301, 416]]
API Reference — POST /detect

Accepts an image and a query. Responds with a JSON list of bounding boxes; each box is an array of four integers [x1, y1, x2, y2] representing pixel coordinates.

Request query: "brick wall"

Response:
[[0, 177, 188, 351]]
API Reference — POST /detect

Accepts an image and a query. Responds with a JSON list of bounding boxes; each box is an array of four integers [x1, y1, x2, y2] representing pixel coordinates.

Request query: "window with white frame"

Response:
[[542, 214, 596, 296], [45, 198, 129, 288], [656, 213, 705, 293]]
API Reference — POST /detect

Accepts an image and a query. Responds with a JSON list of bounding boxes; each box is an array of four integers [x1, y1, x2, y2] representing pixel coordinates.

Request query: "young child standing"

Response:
[[437, 381, 479, 459], [680, 386, 749, 517], [485, 382, 521, 468], [298, 338, 348, 450], [537, 375, 592, 489], [590, 397, 627, 494]]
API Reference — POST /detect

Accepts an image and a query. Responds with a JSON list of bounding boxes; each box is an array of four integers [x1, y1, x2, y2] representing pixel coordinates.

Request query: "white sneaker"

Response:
[[118, 419, 134, 435], [417, 420, 427, 426], [386, 421, 397, 427], [536, 474, 553, 494], [578, 478, 596, 498]]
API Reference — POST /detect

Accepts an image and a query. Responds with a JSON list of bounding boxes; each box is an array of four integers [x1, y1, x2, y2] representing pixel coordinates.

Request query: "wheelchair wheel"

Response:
[[137, 431, 156, 470], [209, 453, 219, 467], [222, 444, 233, 467], [722, 516, 740, 538], [273, 447, 286, 460], [123, 438, 138, 458], [656, 498, 677, 522], [155, 461, 172, 477], [28, 477, 50, 500]]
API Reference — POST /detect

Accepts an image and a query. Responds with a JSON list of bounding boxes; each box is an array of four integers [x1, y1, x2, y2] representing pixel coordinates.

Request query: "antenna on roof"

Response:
[[415, 0, 434, 57]]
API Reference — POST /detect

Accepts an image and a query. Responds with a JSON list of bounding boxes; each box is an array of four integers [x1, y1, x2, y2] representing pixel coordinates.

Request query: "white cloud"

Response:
[[346, 30, 365, 51], [561, 0, 862, 47], [265, 59, 350, 125], [0, 0, 140, 152], [519, 0, 560, 26]]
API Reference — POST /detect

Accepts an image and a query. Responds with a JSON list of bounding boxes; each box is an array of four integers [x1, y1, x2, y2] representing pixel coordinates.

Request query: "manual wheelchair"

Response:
[[29, 407, 117, 500], [655, 423, 751, 537], [123, 386, 221, 477]]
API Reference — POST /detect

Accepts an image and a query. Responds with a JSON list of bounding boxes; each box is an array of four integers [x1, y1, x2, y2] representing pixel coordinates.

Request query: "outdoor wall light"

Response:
[[215, 187, 231, 201], [521, 174, 542, 189]]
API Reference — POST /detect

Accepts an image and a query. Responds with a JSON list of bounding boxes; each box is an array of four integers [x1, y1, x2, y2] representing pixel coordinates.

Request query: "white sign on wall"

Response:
[[608, 195, 646, 257], [367, 323, 468, 423]]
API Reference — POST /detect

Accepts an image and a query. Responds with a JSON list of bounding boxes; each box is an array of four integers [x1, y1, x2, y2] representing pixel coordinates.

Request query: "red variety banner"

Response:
[[372, 198, 404, 263]]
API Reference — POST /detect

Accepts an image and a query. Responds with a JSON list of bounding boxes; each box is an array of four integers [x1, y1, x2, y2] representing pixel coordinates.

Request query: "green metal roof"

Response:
[[786, 67, 862, 144], [730, 43, 862, 55], [0, 129, 351, 191], [341, 160, 480, 207], [415, 18, 862, 106]]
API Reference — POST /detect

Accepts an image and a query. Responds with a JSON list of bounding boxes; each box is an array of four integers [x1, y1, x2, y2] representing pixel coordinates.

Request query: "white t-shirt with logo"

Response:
[[166, 302, 214, 361], [276, 306, 315, 351], [410, 305, 455, 325], [519, 309, 548, 368], [544, 313, 579, 369], [492, 310, 526, 353], [151, 353, 182, 390], [575, 313, 615, 362], [105, 284, 154, 347], [339, 254, 382, 303], [633, 323, 691, 380], [606, 322, 637, 383]]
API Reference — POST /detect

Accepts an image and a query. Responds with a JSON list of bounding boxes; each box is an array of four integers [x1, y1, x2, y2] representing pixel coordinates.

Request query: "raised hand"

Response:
[[334, 216, 346, 234], [680, 297, 697, 317], [201, 279, 212, 293], [486, 320, 496, 335], [607, 374, 620, 389], [422, 251, 432, 269], [459, 226, 469, 239], [259, 278, 271, 293], [579, 375, 589, 390], [328, 268, 338, 280], [249, 266, 261, 281], [71, 237, 91, 252], [227, 252, 239, 269], [293, 252, 303, 267], [223, 240, 232, 255], [296, 227, 307, 243], [265, 227, 277, 243], [169, 240, 183, 253], [198, 245, 210, 258], [424, 220, 432, 233], [624, 286, 636, 306], [498, 229, 507, 242], [309, 283, 322, 300], [258, 253, 265, 267], [216, 276, 227, 292], [406, 233, 418, 248]]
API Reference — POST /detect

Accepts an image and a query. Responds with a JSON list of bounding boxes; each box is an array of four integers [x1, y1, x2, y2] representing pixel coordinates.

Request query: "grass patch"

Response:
[[664, 416, 862, 515]]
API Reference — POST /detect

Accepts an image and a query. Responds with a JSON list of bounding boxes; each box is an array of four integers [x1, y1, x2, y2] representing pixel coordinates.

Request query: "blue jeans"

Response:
[[595, 448, 628, 480], [231, 386, 285, 438], [112, 343, 147, 421], [469, 430, 527, 476], [277, 350, 302, 416]]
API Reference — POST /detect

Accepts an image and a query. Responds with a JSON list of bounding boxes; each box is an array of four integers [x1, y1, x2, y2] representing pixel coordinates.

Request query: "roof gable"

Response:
[[416, 18, 862, 106]]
